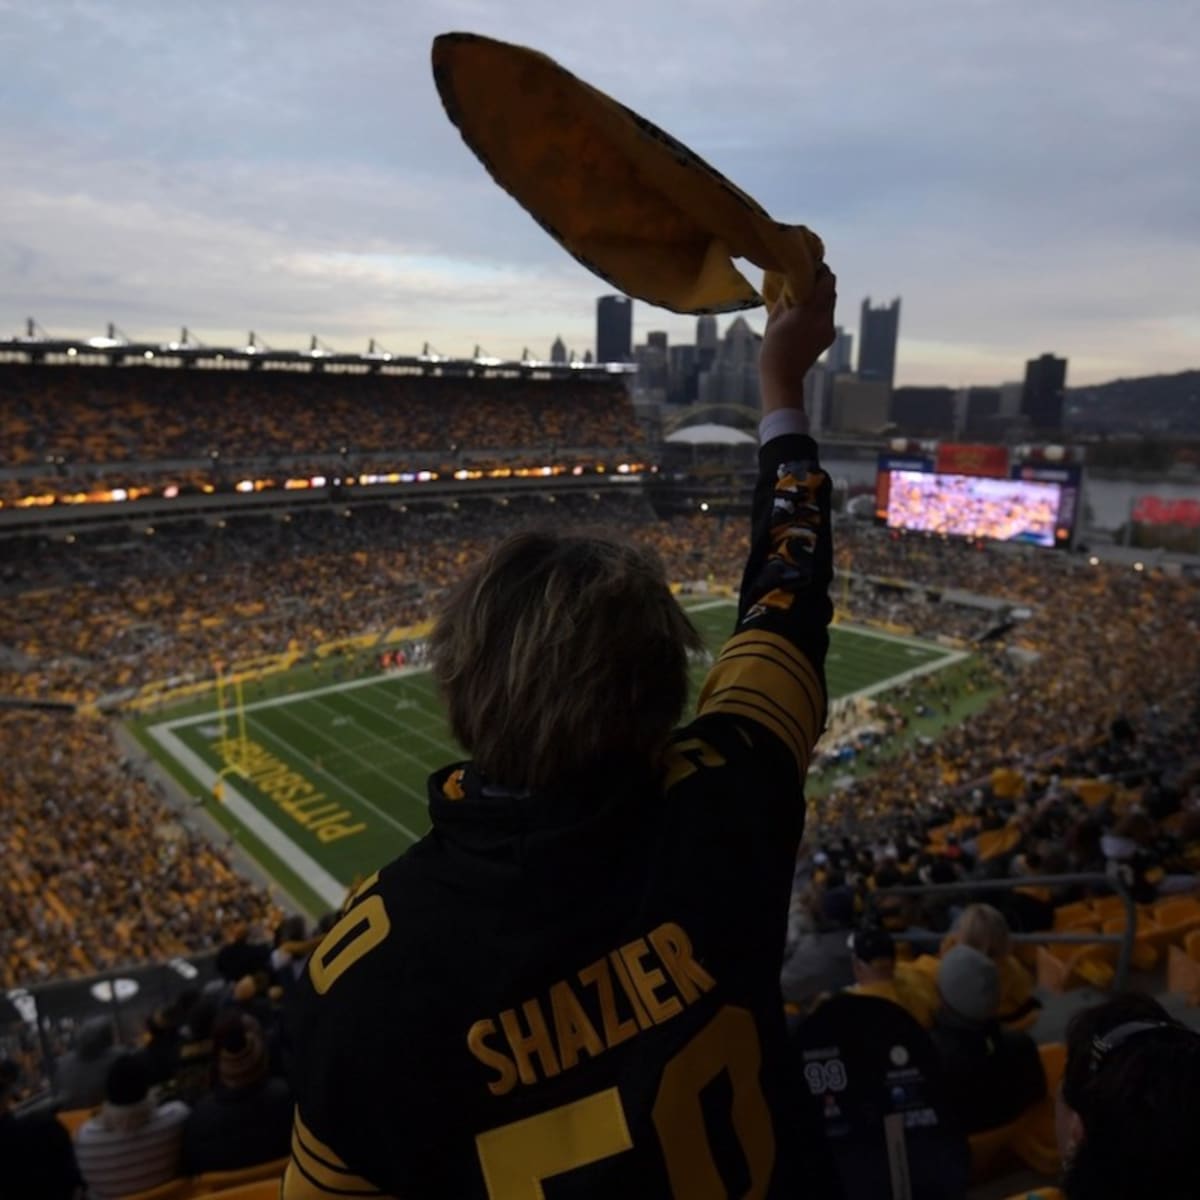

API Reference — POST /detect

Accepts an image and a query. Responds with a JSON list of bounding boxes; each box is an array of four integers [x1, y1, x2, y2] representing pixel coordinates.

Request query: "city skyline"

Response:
[[2, 0, 1197, 387]]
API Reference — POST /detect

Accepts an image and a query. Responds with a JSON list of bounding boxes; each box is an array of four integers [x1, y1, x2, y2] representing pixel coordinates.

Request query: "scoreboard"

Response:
[[875, 443, 1082, 548]]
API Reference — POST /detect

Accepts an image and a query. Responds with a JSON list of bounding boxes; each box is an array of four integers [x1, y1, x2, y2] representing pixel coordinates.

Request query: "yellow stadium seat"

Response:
[[1036, 942, 1115, 993], [1089, 894, 1129, 923], [56, 1105, 97, 1137], [1102, 913, 1159, 971], [201, 1182, 281, 1200], [1012, 1043, 1066, 1177], [968, 1119, 1022, 1182], [1167, 929, 1200, 1005], [192, 1157, 287, 1195], [118, 1180, 194, 1200], [1052, 901, 1094, 931]]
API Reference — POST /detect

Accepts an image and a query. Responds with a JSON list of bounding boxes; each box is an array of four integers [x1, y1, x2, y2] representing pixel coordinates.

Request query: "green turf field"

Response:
[[136, 600, 962, 915]]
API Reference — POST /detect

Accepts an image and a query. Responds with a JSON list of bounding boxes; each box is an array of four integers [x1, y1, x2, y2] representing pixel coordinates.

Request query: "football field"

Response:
[[137, 600, 962, 916]]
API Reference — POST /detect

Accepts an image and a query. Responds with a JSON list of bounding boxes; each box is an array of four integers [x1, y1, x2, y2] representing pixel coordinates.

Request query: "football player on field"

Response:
[[284, 266, 837, 1199]]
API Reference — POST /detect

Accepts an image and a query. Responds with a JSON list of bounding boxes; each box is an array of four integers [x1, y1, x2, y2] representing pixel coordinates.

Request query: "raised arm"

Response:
[[696, 268, 837, 781]]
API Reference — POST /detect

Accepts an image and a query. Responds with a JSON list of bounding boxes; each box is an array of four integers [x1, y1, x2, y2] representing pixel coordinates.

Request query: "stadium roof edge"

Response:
[[0, 336, 636, 379]]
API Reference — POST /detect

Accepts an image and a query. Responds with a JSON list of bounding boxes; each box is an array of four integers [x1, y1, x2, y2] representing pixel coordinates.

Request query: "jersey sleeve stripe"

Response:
[[697, 692, 808, 770], [283, 1156, 387, 1198], [282, 1111, 386, 1197], [702, 684, 812, 760], [709, 629, 824, 705], [707, 650, 821, 733], [697, 630, 825, 767]]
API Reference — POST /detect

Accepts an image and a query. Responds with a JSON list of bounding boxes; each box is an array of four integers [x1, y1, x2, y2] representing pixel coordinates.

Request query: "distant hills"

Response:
[[1068, 370, 1200, 436]]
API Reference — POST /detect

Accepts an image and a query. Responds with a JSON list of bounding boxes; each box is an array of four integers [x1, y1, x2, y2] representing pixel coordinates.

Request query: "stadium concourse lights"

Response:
[[5, 326, 636, 378]]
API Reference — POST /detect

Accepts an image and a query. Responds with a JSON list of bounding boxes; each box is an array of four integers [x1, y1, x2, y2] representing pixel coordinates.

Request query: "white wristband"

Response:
[[758, 408, 810, 444]]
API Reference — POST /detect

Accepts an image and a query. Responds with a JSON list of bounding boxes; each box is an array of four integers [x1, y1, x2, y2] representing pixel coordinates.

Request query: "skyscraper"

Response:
[[696, 314, 718, 371], [825, 325, 854, 374], [549, 336, 567, 365], [858, 297, 901, 386], [697, 317, 760, 407], [1022, 354, 1068, 432], [596, 295, 633, 363]]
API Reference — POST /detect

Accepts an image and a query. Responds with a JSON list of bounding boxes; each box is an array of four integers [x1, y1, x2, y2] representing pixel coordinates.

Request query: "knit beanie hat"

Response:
[[937, 945, 1000, 1023], [217, 1016, 268, 1091]]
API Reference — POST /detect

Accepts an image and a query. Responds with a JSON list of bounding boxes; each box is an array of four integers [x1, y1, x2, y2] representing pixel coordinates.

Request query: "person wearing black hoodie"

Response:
[[55, 1015, 121, 1110], [283, 269, 839, 1198], [0, 1058, 83, 1200], [928, 945, 1045, 1134], [180, 1012, 292, 1174]]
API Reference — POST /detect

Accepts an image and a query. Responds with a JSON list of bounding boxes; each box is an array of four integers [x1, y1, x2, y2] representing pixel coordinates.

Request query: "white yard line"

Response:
[[146, 723, 348, 911], [298, 693, 440, 803], [832, 621, 960, 654], [160, 669, 429, 732], [340, 683, 462, 760], [256, 703, 427, 827], [836, 649, 969, 702], [680, 597, 737, 614]]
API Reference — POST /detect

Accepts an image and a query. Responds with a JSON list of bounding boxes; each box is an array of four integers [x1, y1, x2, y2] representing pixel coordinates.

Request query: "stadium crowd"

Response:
[[0, 710, 281, 991], [3, 919, 318, 1199], [2, 468, 1198, 1197], [0, 499, 747, 703], [0, 365, 641, 488]]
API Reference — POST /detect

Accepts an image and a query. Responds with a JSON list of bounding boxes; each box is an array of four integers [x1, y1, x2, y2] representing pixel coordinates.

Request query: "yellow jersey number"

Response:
[[476, 1005, 773, 1199], [309, 873, 774, 1198]]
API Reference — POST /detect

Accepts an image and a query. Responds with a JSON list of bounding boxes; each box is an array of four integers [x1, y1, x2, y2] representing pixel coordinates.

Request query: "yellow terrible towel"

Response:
[[432, 32, 824, 314]]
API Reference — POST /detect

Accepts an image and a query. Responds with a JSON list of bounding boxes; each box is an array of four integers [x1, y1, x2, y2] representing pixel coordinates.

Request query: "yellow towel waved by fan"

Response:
[[432, 32, 824, 315]]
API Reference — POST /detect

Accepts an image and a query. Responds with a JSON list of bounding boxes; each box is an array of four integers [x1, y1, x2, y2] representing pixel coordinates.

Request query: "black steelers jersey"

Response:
[[283, 431, 832, 1200]]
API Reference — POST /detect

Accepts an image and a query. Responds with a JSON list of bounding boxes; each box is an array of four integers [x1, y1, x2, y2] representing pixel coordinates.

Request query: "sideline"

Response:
[[145, 722, 348, 910]]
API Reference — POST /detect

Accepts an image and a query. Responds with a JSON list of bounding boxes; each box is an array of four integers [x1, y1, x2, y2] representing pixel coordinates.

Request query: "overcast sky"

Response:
[[2, 0, 1196, 386]]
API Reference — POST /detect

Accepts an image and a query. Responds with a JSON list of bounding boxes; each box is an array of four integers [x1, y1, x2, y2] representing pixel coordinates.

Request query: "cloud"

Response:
[[1, 0, 1197, 384]]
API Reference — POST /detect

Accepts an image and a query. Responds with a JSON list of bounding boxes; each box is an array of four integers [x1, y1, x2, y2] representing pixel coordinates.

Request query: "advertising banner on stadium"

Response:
[[934, 443, 1010, 478], [1133, 496, 1200, 527]]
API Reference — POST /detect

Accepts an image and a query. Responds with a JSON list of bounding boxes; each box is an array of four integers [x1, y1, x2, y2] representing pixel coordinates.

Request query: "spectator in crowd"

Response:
[[913, 904, 1040, 1029], [0, 1058, 83, 1200], [929, 946, 1045, 1134], [280, 264, 839, 1197], [846, 928, 938, 1028], [181, 1013, 292, 1175], [170, 995, 219, 1106], [54, 1014, 121, 1110], [74, 1054, 188, 1200], [139, 995, 192, 1086], [1044, 994, 1200, 1200]]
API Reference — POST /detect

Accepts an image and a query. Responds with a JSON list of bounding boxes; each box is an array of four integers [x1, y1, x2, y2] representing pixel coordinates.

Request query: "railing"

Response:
[[868, 871, 1137, 991]]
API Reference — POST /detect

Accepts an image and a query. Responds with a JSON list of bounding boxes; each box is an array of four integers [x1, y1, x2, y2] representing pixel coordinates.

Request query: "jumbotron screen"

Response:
[[877, 469, 1068, 547]]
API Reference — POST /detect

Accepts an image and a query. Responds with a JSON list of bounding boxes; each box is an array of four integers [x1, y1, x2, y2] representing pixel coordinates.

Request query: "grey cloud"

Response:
[[2, 0, 1197, 383]]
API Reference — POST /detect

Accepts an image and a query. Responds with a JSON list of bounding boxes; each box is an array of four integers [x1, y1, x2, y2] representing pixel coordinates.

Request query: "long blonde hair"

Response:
[[947, 903, 1012, 961]]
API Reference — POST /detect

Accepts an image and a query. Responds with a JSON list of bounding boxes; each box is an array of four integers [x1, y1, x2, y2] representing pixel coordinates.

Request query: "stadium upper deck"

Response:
[[0, 345, 644, 513]]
